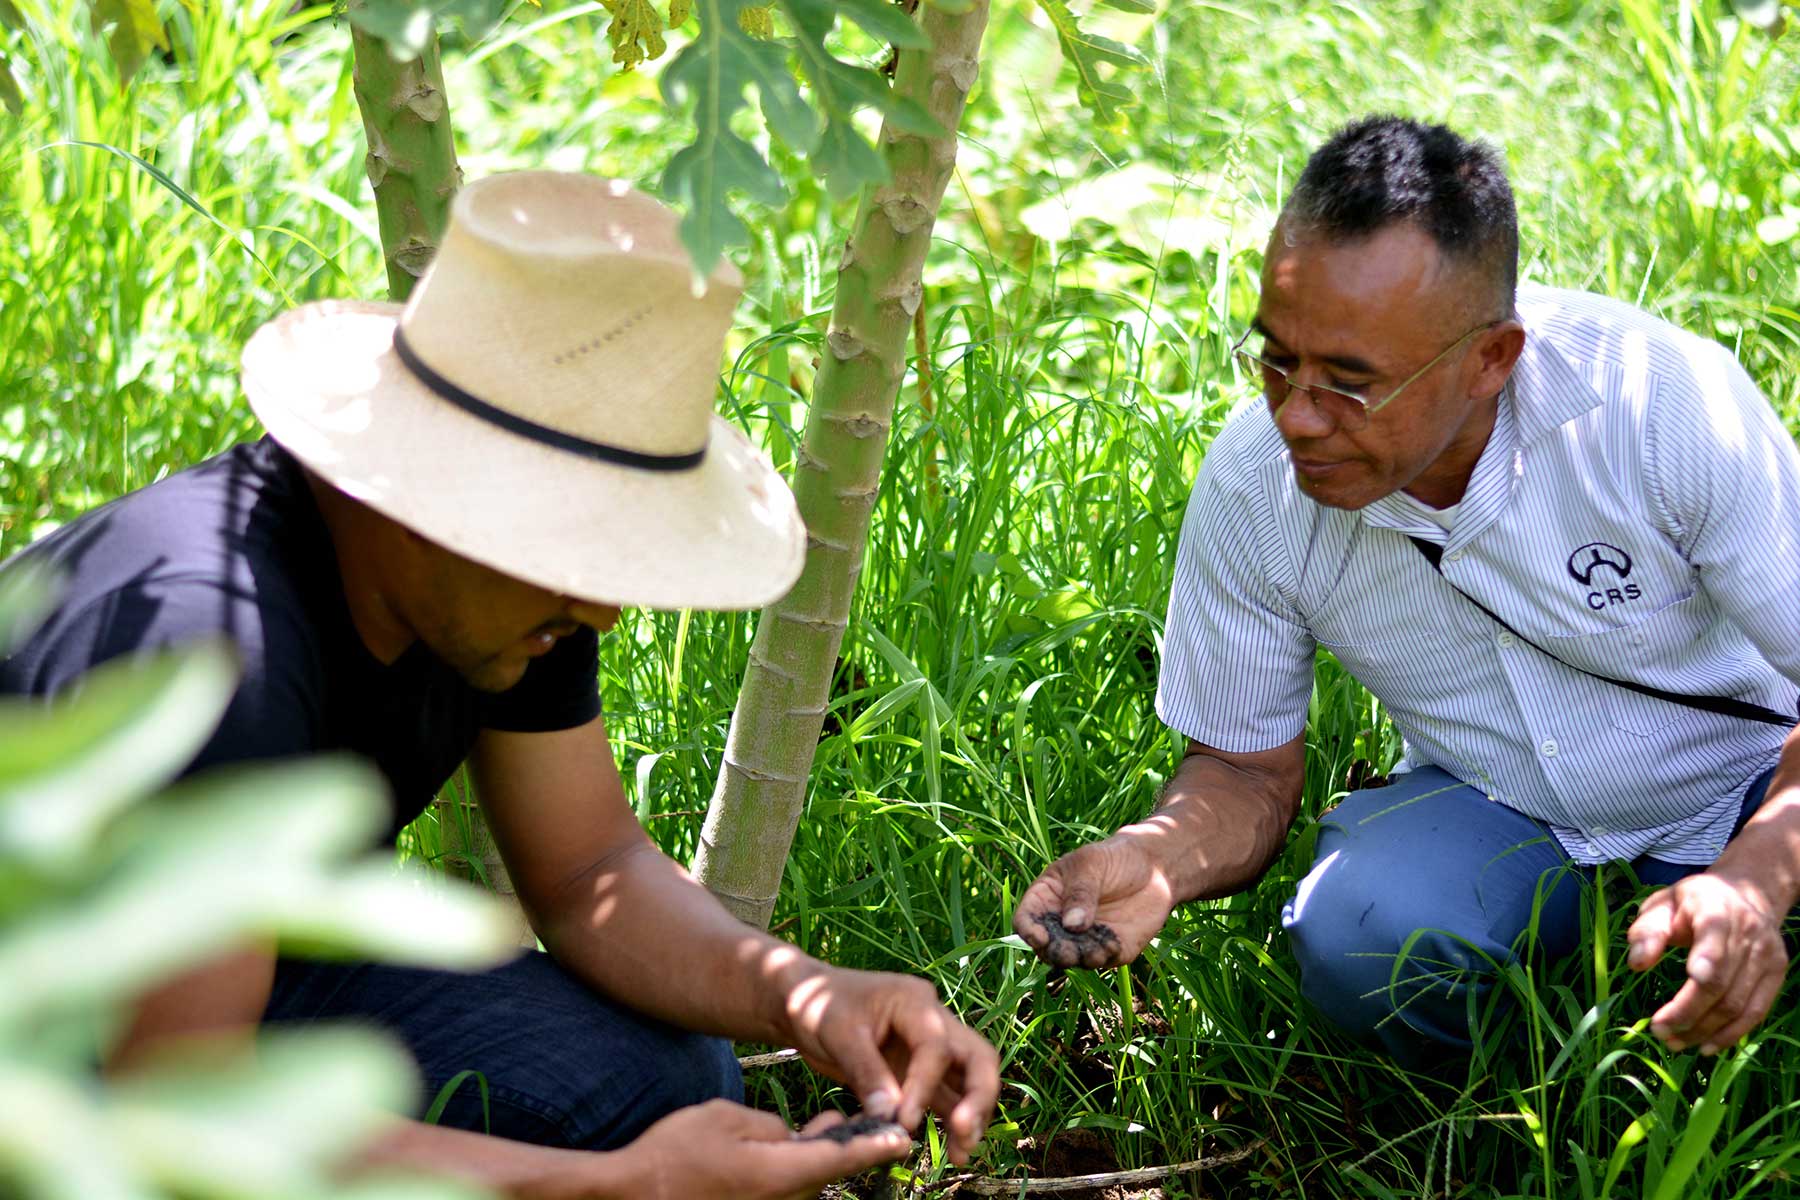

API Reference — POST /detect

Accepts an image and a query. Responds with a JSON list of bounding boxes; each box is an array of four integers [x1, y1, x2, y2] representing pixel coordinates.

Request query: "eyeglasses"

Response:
[[1231, 320, 1499, 431]]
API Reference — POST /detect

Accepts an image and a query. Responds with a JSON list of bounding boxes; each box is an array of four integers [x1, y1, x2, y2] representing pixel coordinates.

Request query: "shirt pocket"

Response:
[[1541, 591, 1699, 737]]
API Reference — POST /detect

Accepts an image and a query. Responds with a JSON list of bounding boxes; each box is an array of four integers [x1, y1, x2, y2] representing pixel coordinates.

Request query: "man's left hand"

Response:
[[780, 966, 999, 1165], [1627, 870, 1788, 1054]]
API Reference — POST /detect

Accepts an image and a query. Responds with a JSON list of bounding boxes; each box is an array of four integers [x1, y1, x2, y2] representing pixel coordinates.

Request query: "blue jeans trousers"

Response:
[[1280, 765, 1775, 1062], [263, 949, 743, 1149]]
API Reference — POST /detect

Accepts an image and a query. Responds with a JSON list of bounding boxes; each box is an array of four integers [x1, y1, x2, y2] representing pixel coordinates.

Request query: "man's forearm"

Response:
[[1712, 737, 1800, 913], [1115, 743, 1302, 904], [356, 1118, 632, 1200], [533, 841, 814, 1045]]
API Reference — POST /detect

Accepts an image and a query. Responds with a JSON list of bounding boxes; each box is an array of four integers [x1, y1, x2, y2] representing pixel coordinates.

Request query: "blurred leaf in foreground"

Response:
[[87, 0, 167, 87], [0, 579, 510, 1199]]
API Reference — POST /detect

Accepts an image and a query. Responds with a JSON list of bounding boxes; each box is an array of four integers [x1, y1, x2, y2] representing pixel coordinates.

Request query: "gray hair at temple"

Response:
[[1280, 115, 1519, 318]]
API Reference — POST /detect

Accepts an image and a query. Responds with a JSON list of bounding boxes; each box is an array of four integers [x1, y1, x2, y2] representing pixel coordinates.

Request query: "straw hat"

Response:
[[241, 171, 805, 610]]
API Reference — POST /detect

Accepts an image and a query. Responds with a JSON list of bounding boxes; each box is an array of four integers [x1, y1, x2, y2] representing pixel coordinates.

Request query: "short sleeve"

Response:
[[481, 625, 602, 733], [1155, 458, 1317, 752], [1644, 345, 1800, 684], [10, 578, 324, 777]]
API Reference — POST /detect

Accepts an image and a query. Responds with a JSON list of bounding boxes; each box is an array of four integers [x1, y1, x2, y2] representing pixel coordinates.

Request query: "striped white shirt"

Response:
[[1157, 285, 1800, 865]]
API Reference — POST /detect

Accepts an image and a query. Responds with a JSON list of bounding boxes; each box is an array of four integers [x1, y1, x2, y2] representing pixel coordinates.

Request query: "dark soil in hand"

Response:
[[1033, 910, 1122, 966], [803, 1114, 911, 1144]]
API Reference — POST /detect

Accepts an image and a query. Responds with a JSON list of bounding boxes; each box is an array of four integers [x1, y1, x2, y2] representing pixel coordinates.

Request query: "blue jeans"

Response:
[[1280, 765, 1775, 1062], [263, 949, 743, 1148]]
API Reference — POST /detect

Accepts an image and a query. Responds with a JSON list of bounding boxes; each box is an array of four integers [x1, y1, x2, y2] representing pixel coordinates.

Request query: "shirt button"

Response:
[[1497, 632, 1515, 649], [1540, 738, 1559, 758], [1446, 549, 1466, 563], [1592, 825, 1609, 836]]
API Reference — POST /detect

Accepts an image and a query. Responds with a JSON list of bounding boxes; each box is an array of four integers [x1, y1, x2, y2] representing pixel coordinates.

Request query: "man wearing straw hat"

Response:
[[0, 172, 996, 1196]]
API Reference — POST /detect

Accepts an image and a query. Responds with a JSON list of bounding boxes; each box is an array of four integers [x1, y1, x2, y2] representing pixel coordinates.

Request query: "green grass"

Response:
[[5, 0, 1800, 1196]]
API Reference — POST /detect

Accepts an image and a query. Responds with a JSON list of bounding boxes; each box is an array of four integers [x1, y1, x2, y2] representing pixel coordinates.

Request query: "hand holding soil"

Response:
[[621, 1100, 910, 1200], [1012, 835, 1178, 969]]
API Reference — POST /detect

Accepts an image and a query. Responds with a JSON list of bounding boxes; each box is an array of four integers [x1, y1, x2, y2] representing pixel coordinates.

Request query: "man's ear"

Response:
[[1470, 319, 1526, 400]]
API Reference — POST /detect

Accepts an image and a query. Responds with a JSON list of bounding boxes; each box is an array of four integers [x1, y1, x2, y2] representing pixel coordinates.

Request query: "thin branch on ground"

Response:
[[737, 1047, 801, 1070], [914, 1137, 1268, 1194]]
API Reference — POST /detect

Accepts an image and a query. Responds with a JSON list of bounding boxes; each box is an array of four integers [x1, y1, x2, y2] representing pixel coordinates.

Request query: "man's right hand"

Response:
[[1012, 834, 1177, 969], [614, 1100, 911, 1200]]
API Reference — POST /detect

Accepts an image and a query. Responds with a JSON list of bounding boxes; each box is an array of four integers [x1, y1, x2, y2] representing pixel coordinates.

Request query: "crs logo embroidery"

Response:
[[1567, 542, 1641, 610]]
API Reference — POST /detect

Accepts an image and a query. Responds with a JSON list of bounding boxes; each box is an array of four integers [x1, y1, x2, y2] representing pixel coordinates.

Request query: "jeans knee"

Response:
[[563, 1028, 742, 1151], [1285, 875, 1488, 1047]]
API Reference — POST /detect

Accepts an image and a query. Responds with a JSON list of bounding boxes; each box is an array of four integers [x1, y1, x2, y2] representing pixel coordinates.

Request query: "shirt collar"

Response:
[[1357, 309, 1604, 542], [1508, 315, 1606, 444]]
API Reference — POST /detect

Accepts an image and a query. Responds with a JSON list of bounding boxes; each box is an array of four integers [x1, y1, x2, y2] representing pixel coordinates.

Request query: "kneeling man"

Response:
[[2, 172, 996, 1196], [1016, 116, 1799, 1064]]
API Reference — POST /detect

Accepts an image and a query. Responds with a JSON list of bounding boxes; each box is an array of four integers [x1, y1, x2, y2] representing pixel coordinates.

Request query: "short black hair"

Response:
[[1281, 115, 1518, 314]]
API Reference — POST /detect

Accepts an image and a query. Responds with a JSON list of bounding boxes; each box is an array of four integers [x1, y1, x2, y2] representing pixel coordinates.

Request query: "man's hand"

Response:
[[1627, 870, 1789, 1054], [779, 967, 998, 1165], [617, 1100, 910, 1200], [1012, 834, 1177, 969]]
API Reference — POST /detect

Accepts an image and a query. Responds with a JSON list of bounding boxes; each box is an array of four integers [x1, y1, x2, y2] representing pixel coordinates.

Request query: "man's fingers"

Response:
[[1627, 890, 1677, 971], [797, 1110, 848, 1138], [1700, 966, 1785, 1054], [944, 1032, 1000, 1164], [895, 1033, 950, 1130], [1012, 876, 1065, 948], [1059, 863, 1102, 932], [825, 1026, 904, 1122], [1684, 906, 1734, 988], [748, 1124, 911, 1195], [726, 1101, 812, 1142], [1651, 977, 1709, 1046]]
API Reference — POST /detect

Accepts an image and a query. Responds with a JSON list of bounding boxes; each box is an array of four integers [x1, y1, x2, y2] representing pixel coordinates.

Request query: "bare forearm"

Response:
[[1712, 736, 1800, 913], [356, 1118, 631, 1200], [534, 842, 812, 1044], [1119, 744, 1301, 903]]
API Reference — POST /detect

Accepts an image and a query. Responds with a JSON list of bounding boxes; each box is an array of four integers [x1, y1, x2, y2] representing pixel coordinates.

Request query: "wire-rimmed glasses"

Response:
[[1231, 320, 1499, 431]]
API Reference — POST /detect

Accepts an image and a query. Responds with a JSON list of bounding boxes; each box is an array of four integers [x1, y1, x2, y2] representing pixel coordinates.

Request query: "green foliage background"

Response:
[[2, 0, 1799, 1195]]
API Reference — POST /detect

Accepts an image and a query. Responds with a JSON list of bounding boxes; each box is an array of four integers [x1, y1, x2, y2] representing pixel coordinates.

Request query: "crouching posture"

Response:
[[1, 172, 997, 1197], [1015, 116, 1799, 1064]]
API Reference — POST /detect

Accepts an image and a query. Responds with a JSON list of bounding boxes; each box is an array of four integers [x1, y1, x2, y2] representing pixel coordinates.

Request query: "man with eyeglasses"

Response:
[[1013, 115, 1800, 1064]]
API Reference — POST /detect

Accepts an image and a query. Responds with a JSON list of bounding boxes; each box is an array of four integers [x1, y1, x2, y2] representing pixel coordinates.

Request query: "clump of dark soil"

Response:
[[1033, 909, 1123, 967], [803, 1113, 911, 1144]]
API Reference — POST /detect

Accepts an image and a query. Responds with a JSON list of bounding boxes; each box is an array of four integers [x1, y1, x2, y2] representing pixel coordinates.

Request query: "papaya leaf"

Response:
[[0, 0, 23, 29], [1035, 0, 1147, 129], [601, 0, 667, 68], [661, 0, 803, 273], [668, 0, 691, 26], [778, 0, 941, 198], [87, 0, 167, 87], [1098, 0, 1155, 11], [830, 0, 929, 49], [346, 0, 507, 61], [738, 3, 772, 35]]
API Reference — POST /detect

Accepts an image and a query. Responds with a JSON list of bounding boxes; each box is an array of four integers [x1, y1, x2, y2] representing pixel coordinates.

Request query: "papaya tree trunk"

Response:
[[693, 0, 991, 928], [348, 4, 463, 301], [347, 11, 528, 938]]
